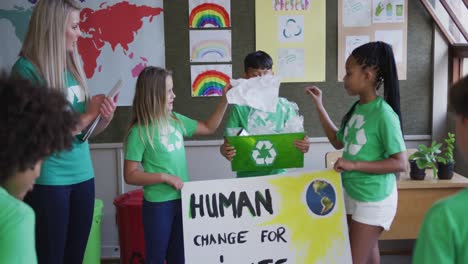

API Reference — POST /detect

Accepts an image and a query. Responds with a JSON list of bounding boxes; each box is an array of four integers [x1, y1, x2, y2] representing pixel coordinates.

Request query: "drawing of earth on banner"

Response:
[[0, 0, 165, 106], [306, 180, 336, 216], [182, 170, 352, 264]]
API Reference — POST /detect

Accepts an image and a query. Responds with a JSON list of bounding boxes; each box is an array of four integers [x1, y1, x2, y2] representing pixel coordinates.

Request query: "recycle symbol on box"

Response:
[[251, 140, 277, 166]]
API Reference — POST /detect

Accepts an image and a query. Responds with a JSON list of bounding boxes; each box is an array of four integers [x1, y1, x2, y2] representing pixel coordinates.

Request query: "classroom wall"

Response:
[[91, 0, 434, 144]]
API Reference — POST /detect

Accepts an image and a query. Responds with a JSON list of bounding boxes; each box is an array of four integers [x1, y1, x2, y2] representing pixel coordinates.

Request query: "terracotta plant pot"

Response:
[[409, 160, 426, 180], [437, 161, 454, 180]]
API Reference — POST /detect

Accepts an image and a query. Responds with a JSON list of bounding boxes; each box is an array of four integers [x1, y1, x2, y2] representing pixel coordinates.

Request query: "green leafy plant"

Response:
[[437, 132, 455, 165], [409, 141, 442, 178]]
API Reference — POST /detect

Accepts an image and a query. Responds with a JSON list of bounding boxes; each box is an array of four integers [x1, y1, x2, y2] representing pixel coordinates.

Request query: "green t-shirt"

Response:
[[125, 113, 198, 202], [0, 187, 37, 264], [413, 189, 468, 264], [336, 97, 405, 202], [225, 98, 298, 178], [11, 57, 94, 185]]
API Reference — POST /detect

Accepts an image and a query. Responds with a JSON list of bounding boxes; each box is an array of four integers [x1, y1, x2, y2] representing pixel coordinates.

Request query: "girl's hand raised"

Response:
[[305, 86, 323, 107], [163, 174, 184, 190]]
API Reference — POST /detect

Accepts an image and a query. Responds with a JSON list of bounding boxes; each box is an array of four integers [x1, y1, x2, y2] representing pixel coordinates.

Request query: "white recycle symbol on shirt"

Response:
[[160, 125, 183, 152], [248, 111, 276, 133], [67, 85, 85, 104], [344, 114, 367, 155], [251, 140, 277, 165]]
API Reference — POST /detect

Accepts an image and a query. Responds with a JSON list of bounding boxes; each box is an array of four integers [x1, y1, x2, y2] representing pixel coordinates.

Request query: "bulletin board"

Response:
[[338, 0, 408, 80]]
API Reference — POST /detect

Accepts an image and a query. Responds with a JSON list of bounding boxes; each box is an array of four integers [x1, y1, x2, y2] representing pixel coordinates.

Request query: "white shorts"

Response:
[[344, 183, 398, 231]]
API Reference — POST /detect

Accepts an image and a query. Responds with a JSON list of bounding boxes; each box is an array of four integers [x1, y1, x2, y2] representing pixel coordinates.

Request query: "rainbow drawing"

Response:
[[191, 68, 231, 97], [190, 39, 231, 62], [189, 3, 230, 28]]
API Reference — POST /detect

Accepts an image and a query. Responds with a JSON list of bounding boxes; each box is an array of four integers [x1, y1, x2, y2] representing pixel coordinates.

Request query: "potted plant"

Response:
[[409, 141, 442, 180], [436, 132, 455, 180]]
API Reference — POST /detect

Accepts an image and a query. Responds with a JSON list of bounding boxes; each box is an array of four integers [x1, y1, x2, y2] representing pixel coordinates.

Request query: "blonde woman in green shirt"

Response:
[[413, 75, 468, 264], [0, 76, 79, 264], [124, 66, 229, 264], [306, 42, 407, 264], [11, 1, 118, 263]]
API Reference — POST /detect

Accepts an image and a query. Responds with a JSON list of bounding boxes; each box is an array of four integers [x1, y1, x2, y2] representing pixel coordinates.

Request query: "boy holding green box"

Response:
[[220, 50, 310, 177]]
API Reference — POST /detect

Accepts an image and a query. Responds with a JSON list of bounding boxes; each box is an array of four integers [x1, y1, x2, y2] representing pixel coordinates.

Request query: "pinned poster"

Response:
[[191, 64, 232, 97], [277, 48, 305, 79], [256, 0, 326, 82], [343, 0, 372, 27], [190, 30, 232, 62], [375, 30, 403, 62], [0, 0, 166, 106], [188, 0, 231, 28], [278, 16, 305, 43], [338, 0, 407, 80], [373, 0, 405, 23], [182, 170, 352, 263], [345, 35, 370, 59]]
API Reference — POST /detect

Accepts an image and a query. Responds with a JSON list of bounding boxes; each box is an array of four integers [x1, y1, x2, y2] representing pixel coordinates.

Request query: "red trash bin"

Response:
[[114, 189, 146, 264]]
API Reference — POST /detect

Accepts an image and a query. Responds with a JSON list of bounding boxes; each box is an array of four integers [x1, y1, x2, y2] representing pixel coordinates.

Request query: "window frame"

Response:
[[419, 0, 468, 83]]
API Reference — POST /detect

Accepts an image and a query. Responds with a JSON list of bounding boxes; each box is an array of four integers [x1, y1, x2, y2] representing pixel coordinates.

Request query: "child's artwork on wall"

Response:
[[189, 0, 231, 28], [273, 0, 311, 11], [345, 35, 370, 59], [338, 0, 407, 80], [191, 64, 232, 97], [375, 30, 403, 62], [257, 0, 326, 82], [278, 16, 305, 43], [277, 48, 305, 78], [343, 0, 372, 27], [373, 0, 405, 24], [190, 30, 232, 62]]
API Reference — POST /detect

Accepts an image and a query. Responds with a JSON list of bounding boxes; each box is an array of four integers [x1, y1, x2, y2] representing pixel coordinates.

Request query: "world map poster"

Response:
[[0, 0, 165, 106]]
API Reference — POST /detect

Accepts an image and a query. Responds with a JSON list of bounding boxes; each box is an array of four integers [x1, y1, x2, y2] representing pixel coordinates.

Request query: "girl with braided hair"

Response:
[[306, 41, 407, 263]]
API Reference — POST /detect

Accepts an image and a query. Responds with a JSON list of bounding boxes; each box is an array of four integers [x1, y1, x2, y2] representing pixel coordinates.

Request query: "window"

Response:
[[420, 0, 468, 82]]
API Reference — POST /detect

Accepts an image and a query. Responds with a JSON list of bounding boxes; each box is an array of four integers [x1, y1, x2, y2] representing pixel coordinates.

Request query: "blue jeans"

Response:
[[142, 199, 185, 264], [24, 178, 95, 264]]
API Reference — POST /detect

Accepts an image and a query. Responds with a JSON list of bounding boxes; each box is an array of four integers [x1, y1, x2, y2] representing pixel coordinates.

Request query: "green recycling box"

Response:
[[227, 132, 305, 172]]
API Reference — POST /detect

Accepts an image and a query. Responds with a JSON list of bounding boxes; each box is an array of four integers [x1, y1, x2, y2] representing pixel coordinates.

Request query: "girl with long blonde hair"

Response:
[[11, 0, 117, 263], [124, 66, 229, 264]]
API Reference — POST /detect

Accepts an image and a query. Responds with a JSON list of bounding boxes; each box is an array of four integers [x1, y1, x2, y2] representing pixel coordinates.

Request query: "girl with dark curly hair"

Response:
[[0, 76, 79, 264]]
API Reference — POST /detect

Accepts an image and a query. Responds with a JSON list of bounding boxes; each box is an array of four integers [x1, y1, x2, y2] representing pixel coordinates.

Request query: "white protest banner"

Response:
[[182, 170, 352, 264]]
